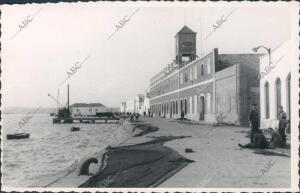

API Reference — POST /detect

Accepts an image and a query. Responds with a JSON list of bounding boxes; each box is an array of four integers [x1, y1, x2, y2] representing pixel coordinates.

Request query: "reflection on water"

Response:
[[2, 114, 131, 187]]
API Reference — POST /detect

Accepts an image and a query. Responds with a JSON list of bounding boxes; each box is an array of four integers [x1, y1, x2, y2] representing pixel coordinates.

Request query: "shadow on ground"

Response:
[[253, 149, 290, 158], [169, 119, 200, 126]]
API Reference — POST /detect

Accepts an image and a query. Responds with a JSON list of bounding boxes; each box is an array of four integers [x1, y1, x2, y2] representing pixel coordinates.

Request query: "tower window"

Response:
[[201, 64, 204, 76]]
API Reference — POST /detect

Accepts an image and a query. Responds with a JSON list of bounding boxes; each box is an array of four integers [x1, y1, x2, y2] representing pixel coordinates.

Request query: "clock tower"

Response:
[[175, 26, 197, 68]]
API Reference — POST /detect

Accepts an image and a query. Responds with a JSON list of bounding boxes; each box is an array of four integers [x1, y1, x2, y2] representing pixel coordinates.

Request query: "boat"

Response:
[[71, 127, 80, 131], [7, 133, 30, 140]]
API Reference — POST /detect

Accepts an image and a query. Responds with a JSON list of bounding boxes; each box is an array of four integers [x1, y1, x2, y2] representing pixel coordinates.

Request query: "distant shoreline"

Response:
[[2, 107, 56, 115]]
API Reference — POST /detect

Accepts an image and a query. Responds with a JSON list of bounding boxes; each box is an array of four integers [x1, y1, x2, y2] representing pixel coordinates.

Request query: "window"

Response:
[[77, 109, 80, 112], [95, 109, 98, 112], [182, 56, 191, 62], [201, 64, 204, 76], [180, 99, 183, 113], [207, 59, 211, 74], [264, 82, 270, 119], [176, 100, 178, 114], [190, 68, 193, 80], [184, 73, 188, 82], [89, 108, 92, 112], [194, 65, 197, 79]]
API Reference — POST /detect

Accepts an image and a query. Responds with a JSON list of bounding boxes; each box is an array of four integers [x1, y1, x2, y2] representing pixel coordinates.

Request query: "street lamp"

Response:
[[252, 45, 271, 66]]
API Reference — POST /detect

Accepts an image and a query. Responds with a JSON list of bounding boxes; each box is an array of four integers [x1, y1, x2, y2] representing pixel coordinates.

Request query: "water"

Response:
[[1, 114, 132, 187]]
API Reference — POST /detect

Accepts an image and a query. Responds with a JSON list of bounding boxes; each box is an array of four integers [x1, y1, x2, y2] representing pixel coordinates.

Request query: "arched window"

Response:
[[275, 78, 281, 118], [264, 81, 270, 119], [180, 99, 183, 114], [201, 64, 204, 76], [286, 73, 291, 120]]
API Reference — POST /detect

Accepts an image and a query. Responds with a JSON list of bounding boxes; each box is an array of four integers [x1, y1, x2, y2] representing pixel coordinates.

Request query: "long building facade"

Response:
[[259, 40, 295, 132], [149, 26, 261, 125]]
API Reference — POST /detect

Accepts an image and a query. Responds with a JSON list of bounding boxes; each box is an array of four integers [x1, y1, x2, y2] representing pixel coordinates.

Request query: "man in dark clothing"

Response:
[[239, 128, 285, 149], [278, 105, 287, 144], [181, 110, 185, 120], [238, 130, 268, 149], [249, 104, 260, 143]]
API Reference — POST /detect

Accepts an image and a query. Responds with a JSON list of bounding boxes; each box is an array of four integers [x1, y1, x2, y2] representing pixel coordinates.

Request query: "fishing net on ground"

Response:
[[79, 136, 193, 187]]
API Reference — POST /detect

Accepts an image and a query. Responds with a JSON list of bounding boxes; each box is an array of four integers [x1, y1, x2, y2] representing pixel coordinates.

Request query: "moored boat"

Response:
[[7, 133, 30, 140]]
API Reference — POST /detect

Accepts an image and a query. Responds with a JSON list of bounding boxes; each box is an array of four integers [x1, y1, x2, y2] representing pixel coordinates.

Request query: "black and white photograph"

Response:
[[1, 1, 299, 191]]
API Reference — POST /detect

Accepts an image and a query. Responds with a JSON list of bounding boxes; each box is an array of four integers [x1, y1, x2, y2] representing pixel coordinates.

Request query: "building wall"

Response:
[[150, 50, 216, 122], [150, 48, 261, 125], [140, 97, 150, 115], [125, 99, 135, 113], [216, 54, 261, 125], [215, 65, 238, 124], [70, 106, 107, 117], [120, 102, 126, 113], [259, 40, 294, 130]]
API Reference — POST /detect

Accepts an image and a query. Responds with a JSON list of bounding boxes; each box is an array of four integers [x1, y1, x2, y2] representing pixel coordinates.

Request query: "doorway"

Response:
[[199, 96, 205, 121]]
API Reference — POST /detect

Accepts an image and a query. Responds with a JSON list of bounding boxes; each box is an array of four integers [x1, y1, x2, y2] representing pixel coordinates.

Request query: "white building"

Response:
[[70, 103, 120, 117], [124, 99, 135, 113], [70, 103, 106, 117], [259, 40, 297, 132], [140, 93, 150, 115], [121, 92, 150, 114]]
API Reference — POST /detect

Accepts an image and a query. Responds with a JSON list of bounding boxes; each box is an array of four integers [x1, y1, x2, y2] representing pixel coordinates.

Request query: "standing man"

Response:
[[278, 105, 287, 144], [249, 104, 260, 143]]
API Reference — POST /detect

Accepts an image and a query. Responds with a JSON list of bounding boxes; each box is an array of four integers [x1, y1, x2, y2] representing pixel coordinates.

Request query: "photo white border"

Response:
[[1, 1, 299, 192]]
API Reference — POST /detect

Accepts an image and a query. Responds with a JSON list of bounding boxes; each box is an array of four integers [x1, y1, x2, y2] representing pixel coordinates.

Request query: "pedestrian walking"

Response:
[[249, 104, 260, 143], [181, 110, 185, 120], [278, 105, 287, 144]]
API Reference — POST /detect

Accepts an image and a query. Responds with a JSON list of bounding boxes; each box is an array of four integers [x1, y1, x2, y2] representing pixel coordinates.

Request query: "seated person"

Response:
[[269, 128, 285, 148], [238, 128, 285, 149], [239, 129, 268, 149]]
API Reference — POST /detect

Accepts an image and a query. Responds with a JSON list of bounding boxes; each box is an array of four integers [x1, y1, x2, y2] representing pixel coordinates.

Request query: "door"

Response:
[[170, 102, 173, 118], [199, 96, 205, 121]]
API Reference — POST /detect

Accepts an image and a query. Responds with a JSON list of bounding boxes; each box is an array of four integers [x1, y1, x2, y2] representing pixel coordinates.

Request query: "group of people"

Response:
[[239, 104, 288, 149]]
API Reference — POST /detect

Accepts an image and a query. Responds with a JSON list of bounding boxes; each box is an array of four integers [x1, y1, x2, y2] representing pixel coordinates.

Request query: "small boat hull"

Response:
[[71, 127, 80, 131], [7, 133, 30, 140]]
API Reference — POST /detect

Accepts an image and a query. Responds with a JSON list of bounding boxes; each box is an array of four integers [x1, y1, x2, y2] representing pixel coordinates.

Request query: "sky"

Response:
[[1, 2, 296, 108]]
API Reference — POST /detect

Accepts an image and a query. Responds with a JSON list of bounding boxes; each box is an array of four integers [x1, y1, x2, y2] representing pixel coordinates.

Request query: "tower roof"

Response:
[[176, 25, 196, 35]]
